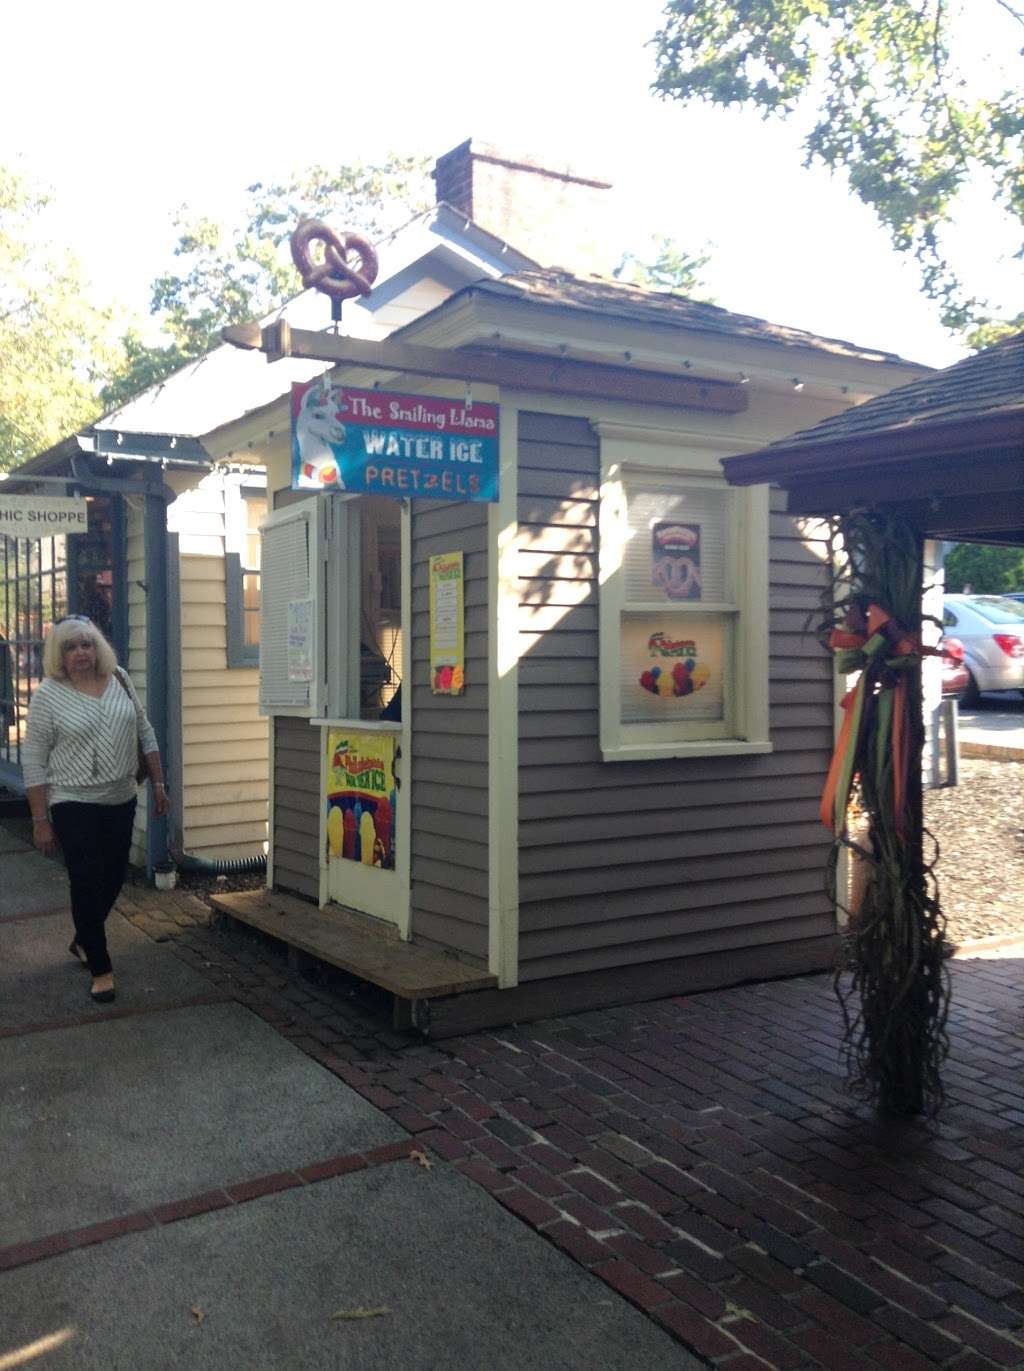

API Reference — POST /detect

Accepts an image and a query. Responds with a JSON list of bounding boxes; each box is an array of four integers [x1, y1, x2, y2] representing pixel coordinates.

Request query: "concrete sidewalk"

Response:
[[0, 838, 697, 1370], [5, 823, 1024, 1368]]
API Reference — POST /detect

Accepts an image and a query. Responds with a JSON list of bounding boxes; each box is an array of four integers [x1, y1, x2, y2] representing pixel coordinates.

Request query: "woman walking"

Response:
[[23, 616, 168, 1003]]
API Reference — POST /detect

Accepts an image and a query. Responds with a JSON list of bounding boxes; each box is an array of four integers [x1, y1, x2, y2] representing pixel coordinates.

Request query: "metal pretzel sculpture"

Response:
[[290, 219, 379, 319]]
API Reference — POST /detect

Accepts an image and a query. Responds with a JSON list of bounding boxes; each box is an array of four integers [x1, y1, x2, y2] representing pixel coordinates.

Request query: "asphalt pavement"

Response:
[[957, 692, 1024, 759]]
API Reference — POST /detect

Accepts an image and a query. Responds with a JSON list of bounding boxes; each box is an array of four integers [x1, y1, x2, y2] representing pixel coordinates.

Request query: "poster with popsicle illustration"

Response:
[[324, 730, 397, 869]]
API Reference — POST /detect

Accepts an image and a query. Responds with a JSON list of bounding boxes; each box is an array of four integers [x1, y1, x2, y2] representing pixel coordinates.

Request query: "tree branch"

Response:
[[931, 0, 973, 172], [993, 0, 1024, 27]]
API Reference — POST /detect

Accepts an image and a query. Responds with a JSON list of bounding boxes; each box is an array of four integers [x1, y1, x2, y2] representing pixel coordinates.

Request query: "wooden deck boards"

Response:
[[208, 889, 496, 1000]]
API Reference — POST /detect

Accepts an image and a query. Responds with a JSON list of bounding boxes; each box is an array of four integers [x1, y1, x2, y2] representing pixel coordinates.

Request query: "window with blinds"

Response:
[[597, 432, 771, 762]]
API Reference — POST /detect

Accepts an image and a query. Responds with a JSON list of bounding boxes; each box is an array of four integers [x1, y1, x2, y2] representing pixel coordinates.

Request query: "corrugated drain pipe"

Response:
[[170, 849, 268, 877]]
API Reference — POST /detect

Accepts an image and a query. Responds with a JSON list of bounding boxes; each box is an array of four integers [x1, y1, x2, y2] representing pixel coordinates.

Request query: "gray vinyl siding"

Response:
[[409, 499, 489, 963], [272, 714, 320, 902], [516, 411, 835, 982]]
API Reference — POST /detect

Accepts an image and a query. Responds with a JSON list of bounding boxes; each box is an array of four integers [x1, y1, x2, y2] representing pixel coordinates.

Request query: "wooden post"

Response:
[[833, 514, 949, 1117]]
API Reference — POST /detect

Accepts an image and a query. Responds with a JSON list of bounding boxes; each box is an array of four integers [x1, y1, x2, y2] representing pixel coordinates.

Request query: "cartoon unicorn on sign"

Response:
[[294, 383, 349, 488]]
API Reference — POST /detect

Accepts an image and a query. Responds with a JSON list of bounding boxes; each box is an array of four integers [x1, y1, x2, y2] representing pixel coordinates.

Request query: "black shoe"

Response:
[[90, 980, 116, 1004]]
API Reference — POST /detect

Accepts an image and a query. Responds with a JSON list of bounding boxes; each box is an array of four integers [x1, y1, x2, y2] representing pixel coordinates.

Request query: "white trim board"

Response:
[[488, 405, 520, 988]]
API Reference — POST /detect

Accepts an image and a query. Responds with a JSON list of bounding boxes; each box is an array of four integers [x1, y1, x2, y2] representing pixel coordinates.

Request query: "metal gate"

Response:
[[0, 531, 68, 786], [0, 496, 121, 790]]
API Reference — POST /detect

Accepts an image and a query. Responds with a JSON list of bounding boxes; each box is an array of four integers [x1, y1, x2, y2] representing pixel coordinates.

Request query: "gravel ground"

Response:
[[925, 756, 1024, 946]]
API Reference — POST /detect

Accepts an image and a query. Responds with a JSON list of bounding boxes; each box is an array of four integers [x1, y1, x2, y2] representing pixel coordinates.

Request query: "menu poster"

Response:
[[286, 598, 314, 682], [429, 552, 465, 695]]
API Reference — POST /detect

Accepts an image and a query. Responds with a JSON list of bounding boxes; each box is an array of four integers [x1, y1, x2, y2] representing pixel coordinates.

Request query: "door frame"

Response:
[[316, 498, 411, 938]]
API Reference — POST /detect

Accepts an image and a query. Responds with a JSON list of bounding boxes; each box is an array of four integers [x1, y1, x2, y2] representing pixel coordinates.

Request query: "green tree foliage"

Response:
[[98, 330, 189, 415], [102, 156, 432, 413], [965, 311, 1024, 352], [0, 167, 120, 471], [944, 542, 1024, 594], [651, 1, 1024, 337], [614, 235, 714, 296]]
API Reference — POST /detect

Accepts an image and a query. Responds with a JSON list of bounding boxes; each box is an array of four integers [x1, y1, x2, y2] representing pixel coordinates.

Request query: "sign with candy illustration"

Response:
[[324, 730, 397, 869], [652, 522, 701, 601], [639, 631, 710, 698], [429, 551, 465, 695], [621, 614, 726, 723], [292, 381, 499, 502]]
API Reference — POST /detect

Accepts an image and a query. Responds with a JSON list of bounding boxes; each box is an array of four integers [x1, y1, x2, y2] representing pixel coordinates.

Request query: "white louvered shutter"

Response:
[[258, 501, 325, 715]]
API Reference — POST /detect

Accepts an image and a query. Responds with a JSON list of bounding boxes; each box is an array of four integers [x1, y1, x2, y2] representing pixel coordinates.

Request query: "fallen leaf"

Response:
[[330, 1306, 390, 1322], [721, 1301, 755, 1323], [410, 1149, 433, 1170], [190, 1306, 205, 1325]]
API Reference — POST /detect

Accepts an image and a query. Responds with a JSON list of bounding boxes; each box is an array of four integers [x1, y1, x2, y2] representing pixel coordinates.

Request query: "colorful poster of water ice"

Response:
[[429, 551, 465, 694], [292, 381, 499, 502], [324, 729, 397, 869], [651, 521, 702, 601]]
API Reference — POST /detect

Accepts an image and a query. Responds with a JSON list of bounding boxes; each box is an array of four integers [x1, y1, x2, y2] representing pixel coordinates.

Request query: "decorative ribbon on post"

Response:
[[820, 603, 935, 839]]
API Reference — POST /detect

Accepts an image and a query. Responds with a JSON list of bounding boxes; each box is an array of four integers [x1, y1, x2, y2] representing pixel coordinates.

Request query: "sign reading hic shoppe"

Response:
[[291, 382, 499, 502], [0, 495, 89, 537]]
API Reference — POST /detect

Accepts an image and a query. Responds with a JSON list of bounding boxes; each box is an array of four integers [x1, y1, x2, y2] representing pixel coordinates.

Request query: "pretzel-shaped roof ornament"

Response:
[[290, 219, 379, 320]]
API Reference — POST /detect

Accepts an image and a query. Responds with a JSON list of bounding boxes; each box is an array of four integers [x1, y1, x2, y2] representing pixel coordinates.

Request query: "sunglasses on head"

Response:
[[58, 615, 92, 625]]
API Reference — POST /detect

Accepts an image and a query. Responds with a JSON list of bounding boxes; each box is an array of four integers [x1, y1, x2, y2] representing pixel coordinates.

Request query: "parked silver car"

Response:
[[942, 594, 1024, 702]]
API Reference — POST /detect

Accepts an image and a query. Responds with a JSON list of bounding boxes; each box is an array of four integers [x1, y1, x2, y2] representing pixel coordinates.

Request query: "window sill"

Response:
[[310, 717, 403, 734], [601, 739, 774, 763]]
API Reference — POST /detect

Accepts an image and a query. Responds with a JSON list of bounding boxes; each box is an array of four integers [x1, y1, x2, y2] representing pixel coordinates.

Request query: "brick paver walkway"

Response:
[[118, 884, 1024, 1370]]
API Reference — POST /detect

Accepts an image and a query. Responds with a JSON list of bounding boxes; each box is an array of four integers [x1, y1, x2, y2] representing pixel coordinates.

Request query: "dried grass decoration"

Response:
[[818, 511, 949, 1117]]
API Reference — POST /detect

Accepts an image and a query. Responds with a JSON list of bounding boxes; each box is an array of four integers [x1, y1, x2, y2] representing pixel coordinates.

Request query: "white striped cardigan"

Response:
[[23, 672, 158, 806]]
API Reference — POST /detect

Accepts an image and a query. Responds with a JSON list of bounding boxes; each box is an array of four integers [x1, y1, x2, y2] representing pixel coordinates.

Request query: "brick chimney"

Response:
[[433, 139, 614, 277]]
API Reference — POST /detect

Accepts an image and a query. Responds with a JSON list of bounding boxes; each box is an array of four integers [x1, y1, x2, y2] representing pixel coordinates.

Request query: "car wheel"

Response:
[[960, 670, 980, 707]]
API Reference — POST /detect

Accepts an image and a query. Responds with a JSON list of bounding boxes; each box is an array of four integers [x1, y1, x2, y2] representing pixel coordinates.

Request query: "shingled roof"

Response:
[[457, 268, 917, 364], [721, 331, 1024, 545], [757, 329, 1024, 452]]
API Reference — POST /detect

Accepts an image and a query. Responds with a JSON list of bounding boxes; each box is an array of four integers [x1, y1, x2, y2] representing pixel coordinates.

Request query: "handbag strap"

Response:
[[113, 668, 142, 724]]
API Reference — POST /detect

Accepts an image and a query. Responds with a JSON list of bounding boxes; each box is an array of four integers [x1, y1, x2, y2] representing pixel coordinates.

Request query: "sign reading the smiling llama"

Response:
[[291, 381, 500, 501]]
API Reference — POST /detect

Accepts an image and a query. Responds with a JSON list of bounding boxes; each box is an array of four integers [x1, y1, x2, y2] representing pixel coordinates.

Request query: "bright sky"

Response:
[[4, 0, 1020, 369]]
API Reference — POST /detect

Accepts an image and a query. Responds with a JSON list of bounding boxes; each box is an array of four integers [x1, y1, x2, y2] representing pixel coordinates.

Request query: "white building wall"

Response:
[[167, 470, 268, 859]]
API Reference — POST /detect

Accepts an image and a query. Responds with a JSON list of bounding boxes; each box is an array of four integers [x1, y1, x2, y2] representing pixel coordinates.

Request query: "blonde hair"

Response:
[[43, 618, 119, 680]]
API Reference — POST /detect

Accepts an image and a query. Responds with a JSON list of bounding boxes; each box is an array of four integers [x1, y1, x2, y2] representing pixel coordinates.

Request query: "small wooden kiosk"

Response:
[[212, 265, 932, 1035]]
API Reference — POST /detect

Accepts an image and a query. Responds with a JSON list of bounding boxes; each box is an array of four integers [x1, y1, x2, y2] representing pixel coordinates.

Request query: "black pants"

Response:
[[50, 799, 137, 977]]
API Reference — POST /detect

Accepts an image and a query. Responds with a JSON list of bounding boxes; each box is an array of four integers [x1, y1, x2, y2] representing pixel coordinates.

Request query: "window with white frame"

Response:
[[226, 483, 267, 668], [258, 492, 406, 723], [597, 425, 771, 761]]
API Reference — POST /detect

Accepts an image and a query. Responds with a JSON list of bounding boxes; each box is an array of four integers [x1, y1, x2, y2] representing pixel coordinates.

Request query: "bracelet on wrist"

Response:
[[32, 817, 49, 825]]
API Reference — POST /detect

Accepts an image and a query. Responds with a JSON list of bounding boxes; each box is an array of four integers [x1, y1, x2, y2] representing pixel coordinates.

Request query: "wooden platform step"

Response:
[[208, 890, 496, 1001]]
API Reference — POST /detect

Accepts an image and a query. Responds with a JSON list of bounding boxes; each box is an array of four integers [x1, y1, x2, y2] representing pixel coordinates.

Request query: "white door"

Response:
[[320, 497, 410, 936]]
